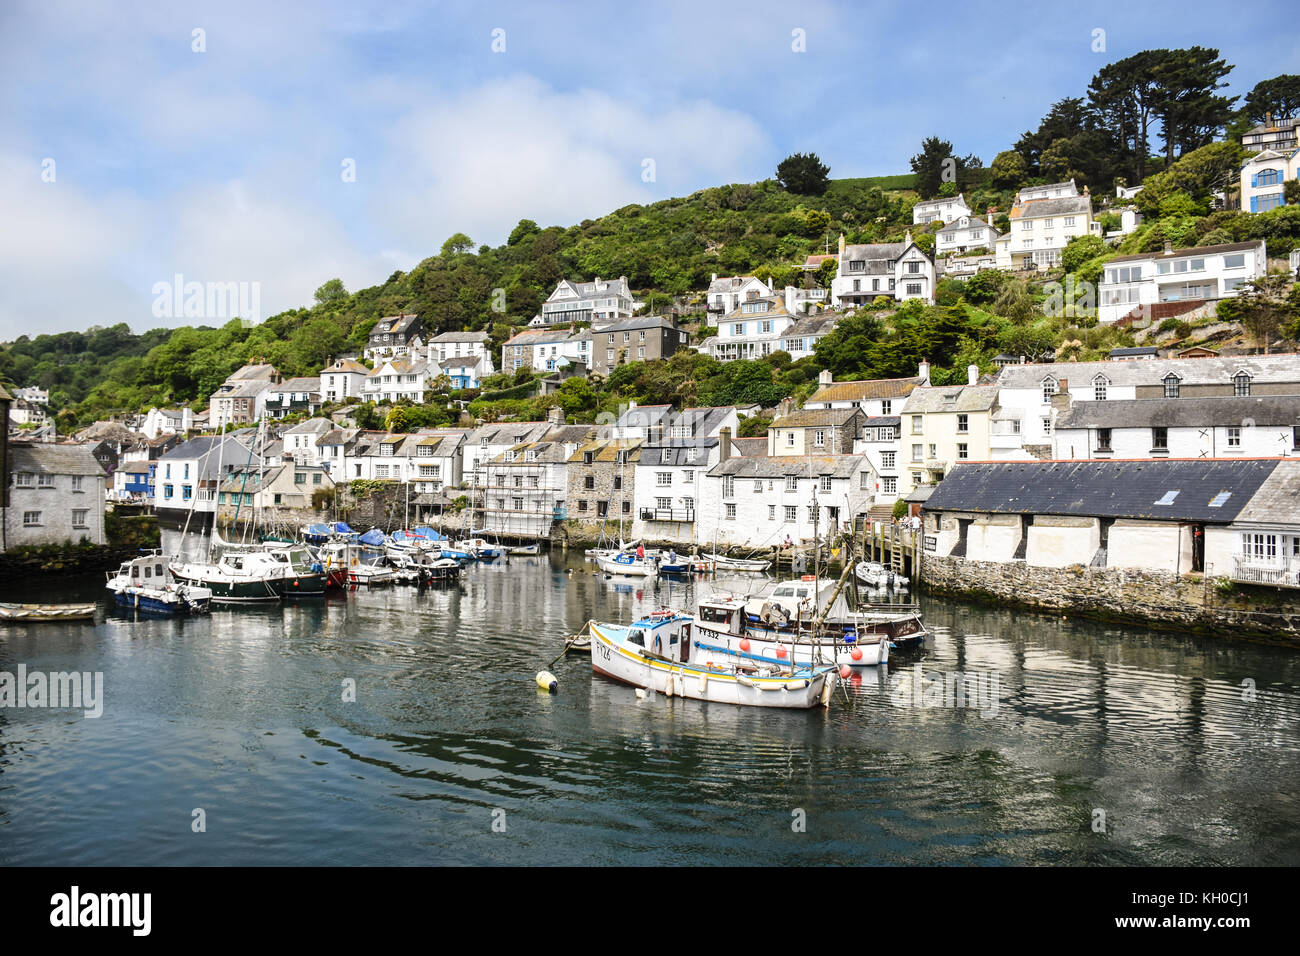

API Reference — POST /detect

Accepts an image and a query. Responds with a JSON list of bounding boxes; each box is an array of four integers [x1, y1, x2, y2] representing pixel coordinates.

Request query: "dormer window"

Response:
[[1233, 371, 1251, 396], [1042, 377, 1058, 402], [1092, 375, 1109, 402], [1163, 374, 1181, 398]]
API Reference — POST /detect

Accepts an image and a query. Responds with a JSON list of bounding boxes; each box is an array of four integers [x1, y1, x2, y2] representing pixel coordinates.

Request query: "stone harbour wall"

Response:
[[921, 554, 1300, 646]]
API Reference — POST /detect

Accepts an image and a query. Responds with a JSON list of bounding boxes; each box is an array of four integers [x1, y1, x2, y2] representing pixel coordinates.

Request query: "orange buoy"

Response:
[[776, 646, 788, 659], [839, 665, 852, 679], [851, 648, 863, 661], [739, 639, 750, 652]]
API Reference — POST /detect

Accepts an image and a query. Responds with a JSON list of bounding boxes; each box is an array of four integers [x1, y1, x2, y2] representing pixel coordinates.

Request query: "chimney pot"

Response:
[[968, 364, 979, 386], [818, 369, 833, 386], [1163, 240, 1174, 255], [918, 359, 931, 384], [719, 426, 732, 462]]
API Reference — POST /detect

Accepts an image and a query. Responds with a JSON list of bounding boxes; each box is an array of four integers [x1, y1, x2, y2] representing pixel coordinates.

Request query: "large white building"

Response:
[[936, 213, 1001, 257], [1240, 148, 1299, 215], [912, 192, 972, 225], [539, 277, 634, 327], [830, 233, 936, 307], [1053, 396, 1300, 460], [700, 296, 797, 361], [995, 180, 1100, 270], [320, 359, 369, 404], [362, 357, 435, 404], [1098, 240, 1268, 325], [501, 327, 592, 374], [705, 275, 773, 325]]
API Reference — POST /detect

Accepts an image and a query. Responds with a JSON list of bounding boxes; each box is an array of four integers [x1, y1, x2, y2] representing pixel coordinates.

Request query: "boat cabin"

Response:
[[623, 612, 693, 663], [114, 554, 172, 585], [694, 597, 749, 638]]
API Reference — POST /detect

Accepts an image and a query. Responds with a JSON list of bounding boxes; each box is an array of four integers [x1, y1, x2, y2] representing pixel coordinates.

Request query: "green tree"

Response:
[[313, 278, 348, 306], [440, 233, 474, 257], [990, 150, 1028, 190], [909, 136, 980, 199], [775, 153, 830, 196], [1243, 74, 1300, 125]]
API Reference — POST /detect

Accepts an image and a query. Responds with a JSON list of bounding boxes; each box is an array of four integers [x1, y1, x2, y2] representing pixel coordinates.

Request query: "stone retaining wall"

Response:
[[921, 554, 1300, 646]]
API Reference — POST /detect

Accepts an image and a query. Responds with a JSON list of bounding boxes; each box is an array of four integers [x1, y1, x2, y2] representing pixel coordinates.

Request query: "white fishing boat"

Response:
[[106, 553, 212, 615], [0, 602, 98, 622], [348, 562, 395, 587], [693, 593, 888, 667], [596, 552, 658, 578], [855, 561, 909, 589], [170, 550, 286, 603], [709, 553, 772, 573], [743, 577, 925, 648], [589, 611, 834, 709]]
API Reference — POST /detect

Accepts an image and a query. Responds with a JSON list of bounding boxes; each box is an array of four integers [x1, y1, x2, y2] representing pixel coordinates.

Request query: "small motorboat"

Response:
[[596, 552, 657, 578], [709, 553, 772, 573], [855, 561, 909, 589], [106, 553, 212, 615], [507, 543, 541, 556], [0, 602, 97, 622]]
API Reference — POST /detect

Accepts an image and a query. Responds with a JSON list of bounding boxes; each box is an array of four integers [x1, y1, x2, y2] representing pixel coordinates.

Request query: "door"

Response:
[[679, 624, 691, 663], [1191, 523, 1204, 573]]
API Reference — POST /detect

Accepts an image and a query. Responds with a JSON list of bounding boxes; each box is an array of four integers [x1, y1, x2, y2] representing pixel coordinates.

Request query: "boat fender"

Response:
[[839, 664, 852, 679], [850, 647, 863, 662], [739, 638, 751, 652], [775, 646, 788, 659], [821, 679, 835, 707], [535, 671, 558, 694]]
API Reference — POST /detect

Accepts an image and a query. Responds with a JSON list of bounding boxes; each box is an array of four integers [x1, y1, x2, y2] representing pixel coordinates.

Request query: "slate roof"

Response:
[[271, 377, 321, 393], [321, 359, 369, 374], [807, 375, 924, 405], [1010, 195, 1091, 219], [8, 442, 107, 477], [215, 378, 273, 398], [998, 354, 1300, 389], [1057, 396, 1300, 429], [709, 455, 864, 480], [503, 328, 590, 346], [594, 316, 682, 335], [1103, 240, 1264, 266], [666, 406, 735, 437], [158, 435, 256, 462], [638, 438, 717, 467], [772, 407, 862, 428], [782, 314, 839, 338], [613, 404, 673, 430], [367, 357, 430, 377], [730, 437, 769, 457], [283, 418, 334, 436], [707, 275, 763, 295], [429, 330, 490, 343], [1231, 460, 1300, 526], [1108, 347, 1159, 358], [568, 438, 643, 463], [718, 296, 792, 323], [922, 459, 1282, 523], [371, 313, 420, 336], [901, 385, 999, 413], [840, 241, 913, 276]]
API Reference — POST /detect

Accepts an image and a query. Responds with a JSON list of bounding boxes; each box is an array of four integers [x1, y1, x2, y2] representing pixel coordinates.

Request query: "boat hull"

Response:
[[169, 567, 283, 603]]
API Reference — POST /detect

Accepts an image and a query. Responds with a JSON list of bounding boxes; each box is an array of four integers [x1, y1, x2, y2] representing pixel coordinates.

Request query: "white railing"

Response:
[[1231, 555, 1300, 588]]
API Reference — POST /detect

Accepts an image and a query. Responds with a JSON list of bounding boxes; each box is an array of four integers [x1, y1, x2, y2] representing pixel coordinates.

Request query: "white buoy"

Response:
[[635, 688, 648, 700], [536, 671, 558, 694]]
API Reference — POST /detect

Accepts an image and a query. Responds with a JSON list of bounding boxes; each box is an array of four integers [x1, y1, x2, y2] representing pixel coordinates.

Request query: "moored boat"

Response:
[[693, 593, 888, 668], [596, 552, 658, 578], [742, 577, 925, 649], [106, 553, 212, 615], [589, 611, 834, 708], [0, 602, 98, 622], [170, 550, 285, 603]]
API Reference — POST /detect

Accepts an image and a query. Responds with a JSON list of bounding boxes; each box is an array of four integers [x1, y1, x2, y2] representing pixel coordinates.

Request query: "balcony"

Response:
[[640, 507, 695, 523], [1230, 556, 1300, 589]]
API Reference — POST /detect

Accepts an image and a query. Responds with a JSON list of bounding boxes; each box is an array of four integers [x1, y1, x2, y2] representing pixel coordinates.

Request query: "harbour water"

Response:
[[1, 537, 1298, 866]]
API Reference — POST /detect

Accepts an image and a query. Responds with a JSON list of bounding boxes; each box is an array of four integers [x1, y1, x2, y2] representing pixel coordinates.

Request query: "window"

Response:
[[957, 443, 968, 460], [911, 415, 923, 434], [660, 449, 672, 464], [722, 476, 735, 498], [754, 480, 763, 494], [881, 400, 892, 415], [957, 414, 968, 433], [1092, 375, 1108, 401], [613, 475, 622, 490], [883, 476, 897, 495], [14, 472, 33, 487], [784, 505, 798, 523], [1042, 418, 1052, 435], [768, 505, 776, 521], [906, 283, 922, 296], [784, 476, 797, 492], [597, 501, 608, 517], [911, 443, 922, 462], [1152, 427, 1169, 450], [1223, 253, 1245, 269], [928, 444, 937, 459], [1097, 428, 1112, 452], [813, 429, 826, 447], [1064, 216, 1075, 227], [655, 497, 671, 510], [683, 470, 693, 484], [786, 431, 795, 447], [725, 503, 736, 521], [1227, 426, 1241, 447], [313, 473, 322, 485], [881, 451, 896, 469], [657, 472, 671, 487], [1234, 373, 1251, 397], [71, 476, 84, 492], [295, 472, 307, 485], [38, 474, 53, 487], [1042, 378, 1058, 402], [622, 501, 631, 514], [819, 476, 832, 493], [584, 475, 595, 490], [1163, 375, 1181, 398], [23, 511, 41, 526]]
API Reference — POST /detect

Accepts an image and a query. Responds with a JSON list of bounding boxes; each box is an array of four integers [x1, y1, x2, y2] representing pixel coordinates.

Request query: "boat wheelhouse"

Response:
[[106, 552, 212, 615]]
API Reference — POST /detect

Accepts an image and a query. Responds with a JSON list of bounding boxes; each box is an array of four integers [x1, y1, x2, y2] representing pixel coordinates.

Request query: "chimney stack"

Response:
[[968, 364, 979, 386], [547, 406, 566, 426], [818, 369, 833, 387], [719, 426, 732, 463], [918, 359, 931, 384], [1163, 240, 1174, 256]]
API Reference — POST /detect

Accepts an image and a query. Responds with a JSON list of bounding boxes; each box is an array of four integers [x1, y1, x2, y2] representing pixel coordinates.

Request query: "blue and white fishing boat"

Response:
[[589, 610, 834, 708], [596, 551, 657, 578], [106, 552, 212, 615]]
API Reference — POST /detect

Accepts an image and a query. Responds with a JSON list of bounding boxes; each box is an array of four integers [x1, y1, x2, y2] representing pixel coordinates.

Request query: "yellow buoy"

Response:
[[536, 671, 558, 694]]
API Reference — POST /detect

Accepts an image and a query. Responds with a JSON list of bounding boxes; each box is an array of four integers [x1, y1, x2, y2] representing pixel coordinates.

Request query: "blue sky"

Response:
[[2, 0, 1297, 339]]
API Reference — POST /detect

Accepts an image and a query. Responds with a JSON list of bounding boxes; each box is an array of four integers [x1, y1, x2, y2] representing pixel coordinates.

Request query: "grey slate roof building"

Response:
[[708, 455, 865, 480], [923, 459, 1281, 524], [997, 353, 1300, 391], [1056, 396, 1300, 429]]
